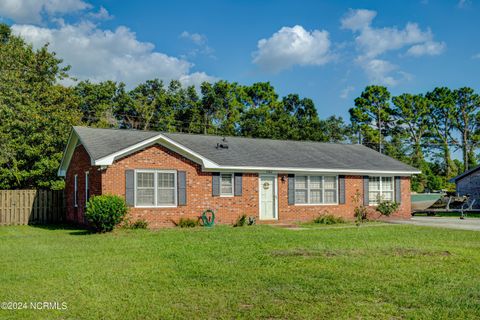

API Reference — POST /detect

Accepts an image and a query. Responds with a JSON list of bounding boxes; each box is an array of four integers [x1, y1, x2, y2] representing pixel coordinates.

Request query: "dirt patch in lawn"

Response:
[[271, 248, 452, 258]]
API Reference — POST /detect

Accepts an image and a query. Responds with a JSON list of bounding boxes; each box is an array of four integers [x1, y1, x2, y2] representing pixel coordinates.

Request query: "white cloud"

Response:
[[472, 53, 480, 59], [458, 0, 471, 8], [340, 86, 355, 99], [0, 0, 91, 24], [252, 25, 332, 73], [359, 59, 407, 86], [180, 31, 206, 45], [88, 6, 112, 20], [406, 41, 446, 56], [342, 8, 445, 86], [179, 31, 215, 58], [12, 22, 216, 88], [340, 9, 376, 31], [342, 9, 443, 59]]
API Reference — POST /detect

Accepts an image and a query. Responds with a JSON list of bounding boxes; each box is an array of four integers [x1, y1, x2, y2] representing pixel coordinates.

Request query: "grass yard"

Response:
[[0, 224, 479, 319]]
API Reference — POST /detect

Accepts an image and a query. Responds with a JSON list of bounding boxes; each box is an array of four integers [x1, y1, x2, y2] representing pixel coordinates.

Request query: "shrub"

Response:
[[247, 216, 256, 226], [313, 213, 345, 225], [376, 201, 399, 216], [352, 190, 368, 226], [85, 195, 128, 232], [127, 219, 149, 229], [177, 217, 199, 228], [233, 214, 247, 227]]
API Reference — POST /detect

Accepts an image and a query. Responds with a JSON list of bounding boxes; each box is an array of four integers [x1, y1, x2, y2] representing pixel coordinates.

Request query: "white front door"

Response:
[[259, 175, 277, 220]]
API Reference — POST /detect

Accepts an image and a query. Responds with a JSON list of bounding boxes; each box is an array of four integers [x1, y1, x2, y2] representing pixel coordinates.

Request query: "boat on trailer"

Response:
[[411, 193, 443, 211]]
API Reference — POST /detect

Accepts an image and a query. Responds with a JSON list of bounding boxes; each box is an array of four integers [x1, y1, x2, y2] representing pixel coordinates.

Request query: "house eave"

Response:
[[201, 165, 420, 175]]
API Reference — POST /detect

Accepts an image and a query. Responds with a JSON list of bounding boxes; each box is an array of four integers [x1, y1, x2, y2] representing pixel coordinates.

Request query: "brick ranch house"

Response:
[[58, 127, 420, 227]]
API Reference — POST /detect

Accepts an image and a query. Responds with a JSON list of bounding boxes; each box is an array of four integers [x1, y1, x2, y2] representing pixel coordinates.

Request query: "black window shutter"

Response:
[[234, 173, 243, 196], [288, 174, 295, 205], [178, 171, 187, 205], [212, 172, 220, 196], [395, 176, 401, 203], [339, 175, 346, 204], [363, 176, 369, 206], [125, 170, 134, 206]]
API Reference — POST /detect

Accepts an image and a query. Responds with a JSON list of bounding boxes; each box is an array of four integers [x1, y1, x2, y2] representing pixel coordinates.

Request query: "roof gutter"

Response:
[[201, 165, 421, 175]]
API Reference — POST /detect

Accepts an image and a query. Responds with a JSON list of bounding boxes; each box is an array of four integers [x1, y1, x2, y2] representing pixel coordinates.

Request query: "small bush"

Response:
[[85, 195, 128, 232], [352, 190, 368, 226], [376, 201, 399, 216], [247, 216, 256, 225], [128, 219, 149, 229], [233, 214, 247, 227], [313, 214, 345, 225], [177, 217, 199, 228]]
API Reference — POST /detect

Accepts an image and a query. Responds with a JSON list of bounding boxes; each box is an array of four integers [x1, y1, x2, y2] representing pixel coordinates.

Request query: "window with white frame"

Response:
[[295, 175, 338, 204], [135, 170, 177, 207], [74, 174, 78, 207], [220, 173, 234, 196], [368, 176, 394, 205]]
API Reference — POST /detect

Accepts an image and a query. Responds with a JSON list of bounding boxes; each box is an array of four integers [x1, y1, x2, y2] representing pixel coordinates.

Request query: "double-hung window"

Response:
[[295, 175, 338, 204], [135, 170, 177, 207], [220, 173, 234, 196], [368, 176, 394, 205]]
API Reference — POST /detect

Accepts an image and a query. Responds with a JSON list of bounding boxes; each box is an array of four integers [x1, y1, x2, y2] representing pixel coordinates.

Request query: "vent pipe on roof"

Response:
[[216, 137, 229, 149]]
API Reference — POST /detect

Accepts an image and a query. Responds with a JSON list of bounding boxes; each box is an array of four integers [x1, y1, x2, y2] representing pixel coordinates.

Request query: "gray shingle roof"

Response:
[[73, 126, 419, 173], [74, 126, 159, 160]]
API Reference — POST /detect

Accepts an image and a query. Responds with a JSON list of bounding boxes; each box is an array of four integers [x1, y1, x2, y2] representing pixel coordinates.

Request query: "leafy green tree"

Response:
[[349, 86, 392, 152], [391, 93, 430, 168], [75, 80, 119, 127], [200, 80, 245, 136], [319, 116, 353, 143], [426, 87, 458, 178], [240, 82, 281, 138], [453, 87, 480, 171], [0, 24, 81, 189]]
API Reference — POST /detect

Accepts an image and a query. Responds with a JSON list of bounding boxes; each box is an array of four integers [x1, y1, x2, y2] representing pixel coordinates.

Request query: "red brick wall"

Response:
[[278, 175, 411, 222], [65, 144, 102, 224], [65, 143, 412, 228], [101, 145, 259, 228]]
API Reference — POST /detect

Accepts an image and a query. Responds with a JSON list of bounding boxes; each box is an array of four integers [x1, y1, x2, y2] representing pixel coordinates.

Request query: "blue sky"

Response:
[[0, 0, 479, 120]]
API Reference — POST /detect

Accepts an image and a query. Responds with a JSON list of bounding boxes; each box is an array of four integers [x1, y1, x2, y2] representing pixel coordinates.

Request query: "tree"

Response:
[[0, 24, 81, 189], [320, 116, 353, 143], [240, 82, 281, 138], [426, 87, 458, 178], [391, 93, 430, 168], [453, 87, 480, 171], [74, 80, 119, 128], [349, 86, 392, 153], [200, 80, 245, 136]]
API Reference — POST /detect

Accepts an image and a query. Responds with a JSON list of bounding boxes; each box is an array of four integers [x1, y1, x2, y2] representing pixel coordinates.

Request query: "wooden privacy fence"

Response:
[[0, 190, 65, 225]]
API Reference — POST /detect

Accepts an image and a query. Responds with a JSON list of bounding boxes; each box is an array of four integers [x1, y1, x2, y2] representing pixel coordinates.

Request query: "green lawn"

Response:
[[0, 224, 479, 319]]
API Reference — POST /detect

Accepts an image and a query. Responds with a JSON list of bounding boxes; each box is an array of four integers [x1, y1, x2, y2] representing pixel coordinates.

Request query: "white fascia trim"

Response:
[[58, 130, 74, 177], [201, 166, 421, 176], [93, 134, 219, 168], [57, 129, 97, 177]]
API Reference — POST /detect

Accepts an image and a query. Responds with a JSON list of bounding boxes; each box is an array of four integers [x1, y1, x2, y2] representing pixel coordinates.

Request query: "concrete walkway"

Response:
[[389, 216, 480, 231]]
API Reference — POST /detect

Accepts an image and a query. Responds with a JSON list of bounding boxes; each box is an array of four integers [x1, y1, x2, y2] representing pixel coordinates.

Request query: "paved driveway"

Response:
[[390, 216, 480, 231]]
